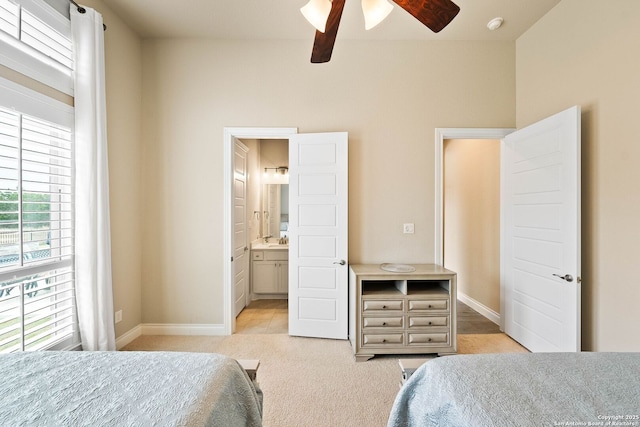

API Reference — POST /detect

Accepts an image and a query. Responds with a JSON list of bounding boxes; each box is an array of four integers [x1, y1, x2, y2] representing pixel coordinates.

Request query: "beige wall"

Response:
[[260, 139, 288, 171], [81, 0, 143, 338], [140, 39, 515, 324], [443, 139, 500, 313], [516, 0, 640, 351]]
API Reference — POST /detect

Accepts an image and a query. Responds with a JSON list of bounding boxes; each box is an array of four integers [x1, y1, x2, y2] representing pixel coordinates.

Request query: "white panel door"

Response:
[[233, 140, 249, 317], [289, 132, 348, 339], [502, 106, 581, 352]]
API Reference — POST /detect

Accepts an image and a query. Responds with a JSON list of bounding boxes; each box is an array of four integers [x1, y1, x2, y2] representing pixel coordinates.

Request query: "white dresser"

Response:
[[348, 264, 457, 362]]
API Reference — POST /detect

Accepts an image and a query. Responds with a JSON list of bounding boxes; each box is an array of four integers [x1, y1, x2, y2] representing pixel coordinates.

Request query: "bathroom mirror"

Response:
[[262, 184, 289, 239]]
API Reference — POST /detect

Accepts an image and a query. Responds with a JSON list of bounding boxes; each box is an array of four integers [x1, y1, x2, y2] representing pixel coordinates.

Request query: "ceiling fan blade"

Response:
[[310, 0, 346, 63], [392, 0, 460, 33]]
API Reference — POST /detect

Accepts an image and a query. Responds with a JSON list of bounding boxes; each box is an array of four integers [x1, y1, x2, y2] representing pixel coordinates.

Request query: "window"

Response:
[[0, 0, 76, 353]]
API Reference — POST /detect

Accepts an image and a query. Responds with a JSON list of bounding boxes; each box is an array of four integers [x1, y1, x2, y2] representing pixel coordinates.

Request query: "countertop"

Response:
[[251, 242, 289, 250]]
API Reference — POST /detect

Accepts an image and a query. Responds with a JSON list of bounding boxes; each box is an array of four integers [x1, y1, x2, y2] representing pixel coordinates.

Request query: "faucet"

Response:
[[263, 235, 272, 243]]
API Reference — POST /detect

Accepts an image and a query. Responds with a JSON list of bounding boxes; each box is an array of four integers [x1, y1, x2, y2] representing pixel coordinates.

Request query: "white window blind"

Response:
[[0, 98, 76, 353], [0, 265, 75, 352], [21, 8, 73, 68], [0, 0, 19, 38], [0, 0, 73, 95]]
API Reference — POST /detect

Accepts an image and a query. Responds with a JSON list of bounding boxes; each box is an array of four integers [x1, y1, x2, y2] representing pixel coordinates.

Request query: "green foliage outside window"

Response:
[[0, 191, 50, 229]]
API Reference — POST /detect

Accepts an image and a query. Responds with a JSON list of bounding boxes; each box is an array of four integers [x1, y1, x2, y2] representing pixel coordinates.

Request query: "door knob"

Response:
[[552, 273, 574, 282], [333, 260, 346, 266]]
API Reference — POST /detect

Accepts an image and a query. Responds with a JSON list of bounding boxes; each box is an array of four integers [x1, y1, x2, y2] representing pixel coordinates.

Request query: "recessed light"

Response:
[[487, 17, 503, 31]]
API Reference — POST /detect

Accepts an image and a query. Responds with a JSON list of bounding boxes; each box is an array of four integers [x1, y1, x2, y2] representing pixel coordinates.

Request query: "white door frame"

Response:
[[434, 128, 514, 327], [223, 127, 298, 335]]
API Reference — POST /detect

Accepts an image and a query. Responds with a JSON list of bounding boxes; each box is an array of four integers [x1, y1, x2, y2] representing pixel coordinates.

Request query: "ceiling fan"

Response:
[[301, 0, 460, 63]]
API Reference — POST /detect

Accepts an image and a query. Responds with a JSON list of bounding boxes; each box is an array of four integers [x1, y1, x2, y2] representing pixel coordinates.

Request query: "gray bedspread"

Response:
[[388, 352, 640, 427], [0, 351, 263, 427]]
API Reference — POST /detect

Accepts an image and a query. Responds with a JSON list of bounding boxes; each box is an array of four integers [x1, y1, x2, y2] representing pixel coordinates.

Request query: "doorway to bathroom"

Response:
[[237, 136, 291, 334], [223, 127, 297, 335], [224, 128, 349, 339]]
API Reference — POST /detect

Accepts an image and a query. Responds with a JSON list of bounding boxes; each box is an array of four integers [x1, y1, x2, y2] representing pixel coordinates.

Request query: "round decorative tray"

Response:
[[380, 263, 416, 273]]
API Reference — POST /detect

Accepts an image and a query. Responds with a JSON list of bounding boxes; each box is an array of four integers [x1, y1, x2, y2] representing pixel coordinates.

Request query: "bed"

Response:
[[388, 352, 640, 427], [0, 351, 263, 427]]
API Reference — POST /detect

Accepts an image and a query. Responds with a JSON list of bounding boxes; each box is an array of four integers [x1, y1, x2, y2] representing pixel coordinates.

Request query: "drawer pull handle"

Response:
[[428, 338, 432, 342], [428, 304, 432, 308], [382, 322, 387, 326], [428, 321, 432, 325], [382, 339, 386, 343], [382, 305, 387, 309]]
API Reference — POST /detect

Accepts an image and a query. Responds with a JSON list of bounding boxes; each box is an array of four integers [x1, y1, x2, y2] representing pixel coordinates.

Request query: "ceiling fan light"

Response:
[[301, 0, 332, 33], [362, 0, 393, 30]]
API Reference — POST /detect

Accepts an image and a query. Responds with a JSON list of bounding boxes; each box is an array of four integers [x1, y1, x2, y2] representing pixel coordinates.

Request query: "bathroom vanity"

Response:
[[348, 264, 457, 361], [251, 243, 288, 295]]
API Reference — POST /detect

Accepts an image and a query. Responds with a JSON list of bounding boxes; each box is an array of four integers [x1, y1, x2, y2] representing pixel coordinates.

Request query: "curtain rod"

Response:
[[68, 0, 107, 31]]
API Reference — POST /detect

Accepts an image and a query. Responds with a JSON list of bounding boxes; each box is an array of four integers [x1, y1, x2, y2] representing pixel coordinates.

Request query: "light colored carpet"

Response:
[[122, 333, 527, 427]]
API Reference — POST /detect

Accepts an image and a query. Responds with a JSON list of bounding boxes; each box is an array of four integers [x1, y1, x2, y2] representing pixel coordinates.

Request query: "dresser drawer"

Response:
[[408, 333, 449, 345], [408, 316, 448, 328], [362, 333, 404, 346], [363, 316, 403, 329], [408, 299, 448, 311], [363, 300, 403, 312]]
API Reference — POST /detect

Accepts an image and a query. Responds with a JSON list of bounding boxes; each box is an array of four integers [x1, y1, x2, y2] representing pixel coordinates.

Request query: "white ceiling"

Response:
[[101, 0, 561, 41]]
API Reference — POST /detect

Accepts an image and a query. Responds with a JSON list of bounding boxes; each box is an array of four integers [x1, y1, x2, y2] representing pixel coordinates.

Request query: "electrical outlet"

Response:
[[115, 310, 122, 324], [403, 223, 415, 234]]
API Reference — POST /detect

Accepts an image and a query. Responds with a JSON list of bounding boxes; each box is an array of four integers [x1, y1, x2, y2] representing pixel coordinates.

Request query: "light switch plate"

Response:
[[403, 223, 415, 234], [115, 310, 122, 323]]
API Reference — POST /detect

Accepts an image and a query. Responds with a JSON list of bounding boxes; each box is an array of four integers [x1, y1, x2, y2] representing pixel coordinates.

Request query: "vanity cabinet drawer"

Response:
[[252, 251, 264, 260], [265, 250, 288, 261], [408, 316, 448, 328], [408, 333, 449, 345], [408, 299, 448, 311], [362, 333, 404, 346], [363, 316, 403, 329], [363, 300, 403, 312]]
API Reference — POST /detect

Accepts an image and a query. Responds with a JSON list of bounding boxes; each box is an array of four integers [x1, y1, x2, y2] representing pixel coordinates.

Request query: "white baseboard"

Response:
[[141, 323, 227, 336], [457, 292, 500, 325], [115, 323, 227, 349], [115, 324, 142, 350]]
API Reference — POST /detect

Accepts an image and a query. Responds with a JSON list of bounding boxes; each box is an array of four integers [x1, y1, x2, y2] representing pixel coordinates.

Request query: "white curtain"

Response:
[[71, 6, 115, 351]]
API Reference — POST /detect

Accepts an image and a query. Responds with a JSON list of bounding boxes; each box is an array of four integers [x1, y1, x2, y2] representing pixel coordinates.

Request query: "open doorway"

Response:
[[236, 137, 290, 334], [444, 138, 501, 332], [223, 127, 297, 335], [225, 129, 349, 339], [434, 128, 514, 331]]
